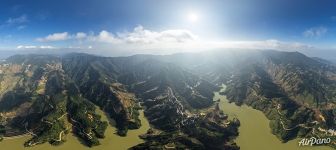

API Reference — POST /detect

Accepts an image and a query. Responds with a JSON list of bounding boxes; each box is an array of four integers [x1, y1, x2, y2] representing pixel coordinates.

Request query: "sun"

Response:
[[187, 12, 199, 22]]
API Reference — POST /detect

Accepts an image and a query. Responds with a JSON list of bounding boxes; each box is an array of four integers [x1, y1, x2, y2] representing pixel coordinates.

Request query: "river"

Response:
[[214, 85, 333, 150], [0, 108, 150, 150], [0, 88, 333, 150]]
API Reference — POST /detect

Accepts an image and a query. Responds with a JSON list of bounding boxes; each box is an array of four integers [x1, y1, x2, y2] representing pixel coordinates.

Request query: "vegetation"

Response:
[[0, 50, 334, 149], [0, 125, 5, 142], [223, 50, 336, 148], [67, 96, 108, 147]]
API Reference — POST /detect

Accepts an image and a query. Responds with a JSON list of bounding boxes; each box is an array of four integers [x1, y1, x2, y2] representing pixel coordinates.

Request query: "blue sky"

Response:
[[1, 0, 336, 57]]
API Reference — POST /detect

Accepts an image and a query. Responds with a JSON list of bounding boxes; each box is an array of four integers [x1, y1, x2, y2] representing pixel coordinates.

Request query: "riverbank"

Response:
[[214, 85, 333, 150], [0, 108, 150, 150]]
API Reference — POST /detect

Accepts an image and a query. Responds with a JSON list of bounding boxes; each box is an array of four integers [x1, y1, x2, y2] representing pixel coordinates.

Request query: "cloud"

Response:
[[36, 32, 88, 42], [36, 25, 197, 45], [205, 39, 313, 50], [36, 32, 70, 42], [39, 45, 56, 49], [303, 26, 327, 38], [0, 14, 28, 29], [75, 32, 87, 39], [331, 16, 336, 21], [17, 25, 26, 30], [17, 45, 56, 49], [119, 25, 197, 44], [33, 25, 312, 55], [17, 45, 37, 49], [94, 30, 120, 43], [88, 25, 196, 44], [6, 14, 28, 24]]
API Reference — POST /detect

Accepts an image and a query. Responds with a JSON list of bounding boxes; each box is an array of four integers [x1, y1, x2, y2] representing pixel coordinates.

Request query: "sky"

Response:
[[1, 0, 336, 59]]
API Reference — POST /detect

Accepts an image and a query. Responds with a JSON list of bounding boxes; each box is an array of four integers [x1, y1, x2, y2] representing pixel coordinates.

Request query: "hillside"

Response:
[[160, 50, 336, 147], [0, 50, 335, 149], [0, 53, 239, 149]]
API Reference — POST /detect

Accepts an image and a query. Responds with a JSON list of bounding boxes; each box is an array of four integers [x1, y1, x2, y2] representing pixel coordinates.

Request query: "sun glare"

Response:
[[187, 12, 199, 22]]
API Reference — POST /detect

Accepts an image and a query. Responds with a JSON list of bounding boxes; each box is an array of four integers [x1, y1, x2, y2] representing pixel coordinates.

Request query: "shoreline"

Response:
[[3, 133, 30, 140], [214, 89, 333, 150]]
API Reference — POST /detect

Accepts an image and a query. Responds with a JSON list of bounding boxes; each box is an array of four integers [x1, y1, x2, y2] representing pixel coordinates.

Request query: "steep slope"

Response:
[[61, 54, 141, 136], [61, 54, 240, 149], [0, 53, 239, 149], [215, 50, 335, 147], [1, 50, 333, 149], [0, 55, 108, 147], [150, 50, 335, 148]]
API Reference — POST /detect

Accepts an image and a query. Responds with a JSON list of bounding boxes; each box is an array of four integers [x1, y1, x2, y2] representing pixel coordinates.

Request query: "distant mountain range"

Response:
[[0, 50, 334, 149]]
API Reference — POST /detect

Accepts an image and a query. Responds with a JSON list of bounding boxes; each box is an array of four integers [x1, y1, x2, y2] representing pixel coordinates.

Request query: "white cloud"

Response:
[[94, 30, 120, 43], [32, 25, 312, 55], [36, 25, 196, 45], [36, 32, 69, 42], [303, 26, 327, 38], [6, 14, 28, 24], [39, 45, 56, 49], [203, 39, 313, 51], [17, 45, 56, 49], [17, 45, 36, 49], [17, 25, 26, 30], [86, 26, 197, 45], [119, 25, 197, 44], [75, 32, 87, 39], [0, 14, 28, 29], [36, 32, 87, 42]]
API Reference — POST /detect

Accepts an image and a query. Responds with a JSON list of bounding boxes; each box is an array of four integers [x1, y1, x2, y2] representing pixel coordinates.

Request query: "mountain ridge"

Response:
[[0, 50, 334, 149]]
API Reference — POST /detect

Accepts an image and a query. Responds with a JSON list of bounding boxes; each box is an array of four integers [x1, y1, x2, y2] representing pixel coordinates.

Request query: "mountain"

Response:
[[132, 49, 335, 148], [0, 54, 109, 146], [0, 53, 239, 149], [222, 51, 335, 143], [0, 50, 335, 149], [158, 50, 336, 147]]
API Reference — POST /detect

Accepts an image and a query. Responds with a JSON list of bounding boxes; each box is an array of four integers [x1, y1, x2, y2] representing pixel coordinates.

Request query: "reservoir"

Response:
[[214, 85, 333, 150], [0, 87, 332, 150], [0, 109, 150, 150]]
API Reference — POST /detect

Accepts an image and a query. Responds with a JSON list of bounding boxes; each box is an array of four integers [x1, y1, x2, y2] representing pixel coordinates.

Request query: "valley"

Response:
[[0, 108, 150, 150], [2, 1, 336, 149], [0, 50, 335, 149], [215, 85, 333, 150]]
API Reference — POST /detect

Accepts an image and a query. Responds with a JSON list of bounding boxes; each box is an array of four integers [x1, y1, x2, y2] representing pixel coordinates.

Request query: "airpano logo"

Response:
[[298, 137, 331, 146]]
